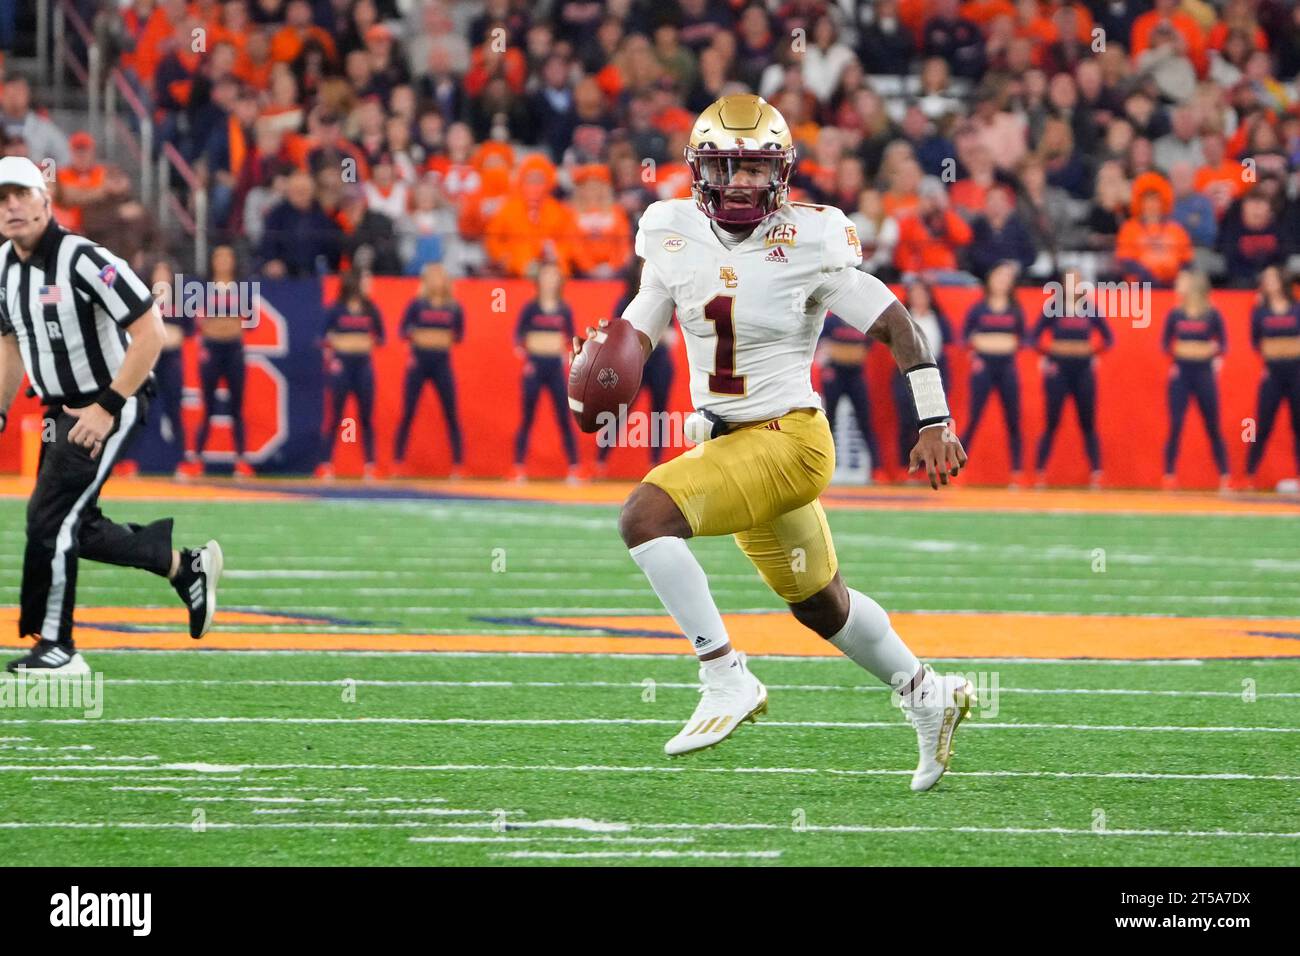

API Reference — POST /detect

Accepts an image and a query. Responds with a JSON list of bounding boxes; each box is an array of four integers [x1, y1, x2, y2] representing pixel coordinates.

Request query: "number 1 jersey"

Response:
[[627, 197, 887, 423]]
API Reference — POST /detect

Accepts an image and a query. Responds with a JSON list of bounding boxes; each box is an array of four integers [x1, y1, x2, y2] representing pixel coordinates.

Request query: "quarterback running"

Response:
[[575, 95, 973, 791]]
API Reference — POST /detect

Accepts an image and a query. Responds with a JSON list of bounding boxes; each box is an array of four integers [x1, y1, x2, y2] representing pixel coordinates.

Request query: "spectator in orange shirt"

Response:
[[569, 165, 632, 279], [210, 0, 251, 57], [881, 153, 923, 220], [894, 177, 974, 279], [1131, 0, 1207, 76], [1193, 131, 1248, 218], [1115, 178, 1193, 287], [458, 165, 512, 244], [484, 154, 577, 277], [126, 0, 187, 90], [271, 0, 337, 66], [949, 141, 998, 220], [57, 132, 109, 208], [234, 29, 275, 92], [463, 39, 528, 99]]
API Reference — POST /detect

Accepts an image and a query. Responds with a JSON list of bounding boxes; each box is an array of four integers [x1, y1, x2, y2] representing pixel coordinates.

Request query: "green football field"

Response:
[[1, 492, 1298, 866]]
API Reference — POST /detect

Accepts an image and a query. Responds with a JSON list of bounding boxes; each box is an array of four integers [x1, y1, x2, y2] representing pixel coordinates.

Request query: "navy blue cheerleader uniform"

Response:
[[321, 299, 385, 466], [194, 288, 248, 458], [514, 298, 578, 467], [394, 297, 464, 465], [1031, 302, 1113, 472], [1246, 301, 1300, 477], [960, 298, 1026, 470], [1162, 306, 1229, 476]]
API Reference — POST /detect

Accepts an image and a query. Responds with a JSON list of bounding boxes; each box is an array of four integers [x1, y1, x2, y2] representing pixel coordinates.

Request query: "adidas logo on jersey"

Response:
[[763, 247, 789, 263]]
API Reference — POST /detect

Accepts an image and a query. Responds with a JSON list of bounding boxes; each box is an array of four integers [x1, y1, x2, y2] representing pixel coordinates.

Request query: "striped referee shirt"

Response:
[[0, 220, 154, 405]]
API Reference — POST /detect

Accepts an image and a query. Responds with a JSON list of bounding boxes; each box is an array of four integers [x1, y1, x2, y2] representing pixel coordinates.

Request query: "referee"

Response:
[[0, 157, 222, 674]]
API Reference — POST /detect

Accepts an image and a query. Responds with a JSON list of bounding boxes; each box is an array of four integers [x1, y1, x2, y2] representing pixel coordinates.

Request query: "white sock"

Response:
[[629, 536, 730, 657], [828, 589, 924, 697], [701, 648, 740, 677]]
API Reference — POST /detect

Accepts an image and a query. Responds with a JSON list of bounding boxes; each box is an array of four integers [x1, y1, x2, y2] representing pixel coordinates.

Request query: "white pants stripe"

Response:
[[41, 396, 139, 642]]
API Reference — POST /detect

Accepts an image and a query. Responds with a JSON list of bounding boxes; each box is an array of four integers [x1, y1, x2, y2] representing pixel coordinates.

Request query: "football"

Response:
[[567, 317, 644, 433]]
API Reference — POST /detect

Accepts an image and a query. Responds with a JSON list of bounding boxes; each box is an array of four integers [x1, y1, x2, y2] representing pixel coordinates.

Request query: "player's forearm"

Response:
[[109, 306, 165, 399], [870, 301, 952, 430], [0, 336, 24, 415], [869, 301, 938, 371]]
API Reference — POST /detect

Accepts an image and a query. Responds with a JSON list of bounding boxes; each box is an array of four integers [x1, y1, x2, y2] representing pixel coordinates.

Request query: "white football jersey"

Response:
[[626, 198, 892, 422]]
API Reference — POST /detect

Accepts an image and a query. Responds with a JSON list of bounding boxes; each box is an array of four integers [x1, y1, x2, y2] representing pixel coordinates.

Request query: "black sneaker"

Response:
[[7, 638, 90, 674], [172, 540, 224, 639]]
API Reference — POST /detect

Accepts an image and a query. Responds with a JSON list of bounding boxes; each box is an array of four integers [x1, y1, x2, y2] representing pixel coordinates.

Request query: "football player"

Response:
[[577, 95, 972, 791]]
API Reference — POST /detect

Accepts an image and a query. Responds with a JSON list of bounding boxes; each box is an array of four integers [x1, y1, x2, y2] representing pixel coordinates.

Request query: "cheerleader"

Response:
[[1032, 270, 1113, 489], [186, 245, 254, 478], [1162, 269, 1230, 491], [960, 261, 1027, 484], [514, 262, 579, 482], [393, 263, 465, 476], [317, 270, 385, 481], [1245, 266, 1300, 488]]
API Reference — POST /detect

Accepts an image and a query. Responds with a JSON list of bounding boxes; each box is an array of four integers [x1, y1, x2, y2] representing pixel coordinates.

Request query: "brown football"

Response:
[[567, 318, 644, 433]]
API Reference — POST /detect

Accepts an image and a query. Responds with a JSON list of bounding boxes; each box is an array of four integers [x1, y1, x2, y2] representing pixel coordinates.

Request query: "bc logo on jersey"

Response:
[[719, 266, 739, 288], [845, 225, 861, 257]]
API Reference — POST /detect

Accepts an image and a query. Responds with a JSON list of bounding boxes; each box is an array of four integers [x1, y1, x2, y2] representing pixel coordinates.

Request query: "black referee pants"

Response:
[[19, 395, 174, 647]]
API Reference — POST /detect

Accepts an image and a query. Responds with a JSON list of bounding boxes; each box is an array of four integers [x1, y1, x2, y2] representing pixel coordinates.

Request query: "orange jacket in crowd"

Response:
[[271, 24, 338, 65], [485, 156, 576, 276], [570, 204, 632, 277], [1130, 8, 1208, 75], [894, 209, 974, 273], [458, 166, 511, 241], [1115, 218, 1193, 284], [125, 3, 187, 86]]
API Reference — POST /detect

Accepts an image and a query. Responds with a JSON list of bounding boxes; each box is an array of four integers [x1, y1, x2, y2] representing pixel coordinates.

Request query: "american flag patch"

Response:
[[98, 263, 117, 286], [38, 286, 62, 305]]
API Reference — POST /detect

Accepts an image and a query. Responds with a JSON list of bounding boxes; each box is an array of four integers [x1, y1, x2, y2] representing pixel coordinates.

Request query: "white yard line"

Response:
[[492, 850, 783, 860], [449, 819, 1300, 840], [9, 762, 1299, 782], [2, 716, 1294, 732], [94, 678, 1300, 699]]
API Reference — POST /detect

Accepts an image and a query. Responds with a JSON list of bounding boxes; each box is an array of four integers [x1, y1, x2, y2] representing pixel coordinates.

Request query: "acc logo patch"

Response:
[[97, 262, 117, 286], [662, 236, 686, 252]]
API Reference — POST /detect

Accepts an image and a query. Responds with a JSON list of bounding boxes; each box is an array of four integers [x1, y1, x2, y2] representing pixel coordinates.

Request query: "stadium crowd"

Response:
[[6, 0, 1298, 287]]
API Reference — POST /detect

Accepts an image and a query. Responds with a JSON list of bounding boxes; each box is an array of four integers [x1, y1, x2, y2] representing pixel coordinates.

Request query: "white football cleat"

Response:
[[902, 669, 975, 792], [664, 653, 767, 756]]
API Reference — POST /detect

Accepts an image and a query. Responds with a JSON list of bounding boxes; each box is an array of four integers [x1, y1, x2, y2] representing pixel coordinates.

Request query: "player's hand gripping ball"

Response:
[[568, 318, 644, 433]]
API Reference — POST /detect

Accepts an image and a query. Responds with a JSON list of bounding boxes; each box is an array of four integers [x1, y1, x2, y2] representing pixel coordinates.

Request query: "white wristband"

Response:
[[905, 363, 950, 430]]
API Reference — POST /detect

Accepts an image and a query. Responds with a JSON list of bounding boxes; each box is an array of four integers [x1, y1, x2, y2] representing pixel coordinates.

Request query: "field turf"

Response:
[[1, 492, 1298, 866]]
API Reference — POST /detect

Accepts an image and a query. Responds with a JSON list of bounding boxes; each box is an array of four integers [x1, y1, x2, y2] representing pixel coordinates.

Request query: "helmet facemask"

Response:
[[686, 143, 795, 230]]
